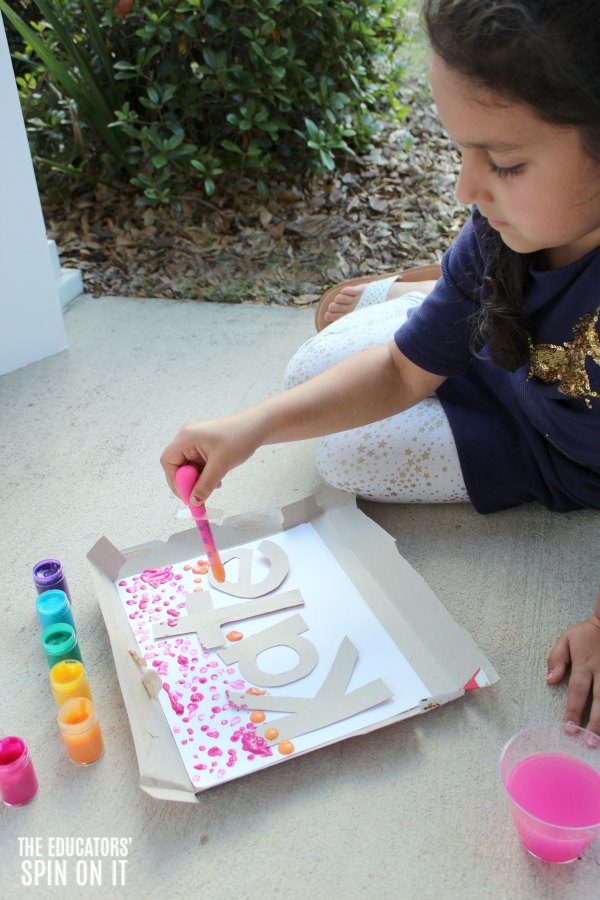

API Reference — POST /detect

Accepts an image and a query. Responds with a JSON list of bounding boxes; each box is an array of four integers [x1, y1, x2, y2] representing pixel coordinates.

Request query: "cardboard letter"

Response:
[[218, 613, 319, 687], [152, 589, 305, 648], [228, 637, 392, 742], [208, 539, 289, 597]]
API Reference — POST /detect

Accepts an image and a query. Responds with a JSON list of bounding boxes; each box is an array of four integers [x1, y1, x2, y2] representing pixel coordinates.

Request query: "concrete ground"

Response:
[[1, 294, 599, 900]]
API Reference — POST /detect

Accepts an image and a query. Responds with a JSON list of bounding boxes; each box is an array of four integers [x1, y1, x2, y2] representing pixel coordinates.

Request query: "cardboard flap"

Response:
[[87, 557, 195, 802]]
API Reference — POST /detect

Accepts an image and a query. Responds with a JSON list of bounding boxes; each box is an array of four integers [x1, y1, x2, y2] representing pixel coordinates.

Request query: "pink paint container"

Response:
[[500, 722, 600, 863], [0, 737, 39, 807]]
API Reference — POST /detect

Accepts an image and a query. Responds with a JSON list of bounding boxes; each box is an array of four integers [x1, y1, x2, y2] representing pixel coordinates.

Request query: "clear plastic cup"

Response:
[[500, 722, 600, 863]]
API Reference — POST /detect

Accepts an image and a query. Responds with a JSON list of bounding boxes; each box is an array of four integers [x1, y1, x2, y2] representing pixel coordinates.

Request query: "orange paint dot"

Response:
[[183, 565, 192, 571], [193, 588, 203, 592], [246, 687, 267, 696], [196, 559, 207, 566], [278, 740, 294, 755], [226, 631, 244, 642], [197, 566, 209, 575], [264, 727, 279, 741], [192, 566, 202, 574], [193, 577, 202, 583], [249, 710, 265, 724]]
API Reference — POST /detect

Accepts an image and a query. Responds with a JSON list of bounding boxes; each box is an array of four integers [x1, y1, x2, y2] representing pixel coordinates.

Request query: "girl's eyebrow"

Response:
[[459, 140, 523, 152]]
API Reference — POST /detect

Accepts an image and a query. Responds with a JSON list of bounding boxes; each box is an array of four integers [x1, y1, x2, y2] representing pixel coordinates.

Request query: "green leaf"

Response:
[[221, 139, 243, 154]]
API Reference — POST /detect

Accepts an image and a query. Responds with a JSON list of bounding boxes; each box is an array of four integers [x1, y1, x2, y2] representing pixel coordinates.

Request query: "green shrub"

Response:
[[3, 0, 409, 204]]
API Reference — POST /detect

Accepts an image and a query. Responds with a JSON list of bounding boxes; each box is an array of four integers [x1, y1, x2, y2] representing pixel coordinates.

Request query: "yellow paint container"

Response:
[[49, 660, 92, 708]]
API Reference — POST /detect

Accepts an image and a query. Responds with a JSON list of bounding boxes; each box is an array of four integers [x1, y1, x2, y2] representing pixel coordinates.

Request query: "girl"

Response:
[[161, 0, 600, 733]]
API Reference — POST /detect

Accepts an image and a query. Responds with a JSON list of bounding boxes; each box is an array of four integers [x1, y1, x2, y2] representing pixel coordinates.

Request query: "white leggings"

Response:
[[283, 293, 469, 503]]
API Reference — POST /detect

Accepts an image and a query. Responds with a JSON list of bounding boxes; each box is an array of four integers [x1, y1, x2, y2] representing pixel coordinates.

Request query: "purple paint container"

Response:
[[32, 559, 71, 603]]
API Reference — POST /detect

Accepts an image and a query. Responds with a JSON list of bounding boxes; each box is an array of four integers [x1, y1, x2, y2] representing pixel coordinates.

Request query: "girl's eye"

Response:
[[489, 162, 524, 178]]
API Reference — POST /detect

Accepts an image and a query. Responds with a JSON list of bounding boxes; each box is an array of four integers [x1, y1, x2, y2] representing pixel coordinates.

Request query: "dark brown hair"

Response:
[[423, 0, 600, 368]]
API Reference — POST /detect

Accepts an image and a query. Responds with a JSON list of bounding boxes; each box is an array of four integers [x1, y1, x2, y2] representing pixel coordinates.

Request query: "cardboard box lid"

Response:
[[88, 485, 498, 801]]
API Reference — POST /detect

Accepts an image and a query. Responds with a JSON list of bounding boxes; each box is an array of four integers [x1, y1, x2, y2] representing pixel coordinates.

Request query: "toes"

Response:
[[322, 282, 369, 323], [338, 285, 364, 298], [324, 294, 360, 321]]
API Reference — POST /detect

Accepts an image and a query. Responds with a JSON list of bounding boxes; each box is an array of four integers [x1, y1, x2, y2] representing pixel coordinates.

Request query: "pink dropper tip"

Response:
[[175, 464, 199, 506]]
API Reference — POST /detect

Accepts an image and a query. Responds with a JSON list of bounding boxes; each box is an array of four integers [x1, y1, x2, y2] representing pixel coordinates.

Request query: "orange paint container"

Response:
[[57, 698, 104, 766], [49, 660, 92, 709]]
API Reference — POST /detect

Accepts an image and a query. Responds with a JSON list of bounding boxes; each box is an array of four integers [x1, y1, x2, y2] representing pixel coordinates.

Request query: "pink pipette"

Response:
[[175, 465, 225, 583]]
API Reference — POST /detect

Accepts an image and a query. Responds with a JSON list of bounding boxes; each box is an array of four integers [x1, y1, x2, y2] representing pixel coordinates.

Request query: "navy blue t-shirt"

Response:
[[394, 208, 600, 512]]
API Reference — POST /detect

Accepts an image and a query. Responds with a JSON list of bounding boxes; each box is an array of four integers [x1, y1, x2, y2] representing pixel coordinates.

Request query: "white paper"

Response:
[[114, 523, 430, 790]]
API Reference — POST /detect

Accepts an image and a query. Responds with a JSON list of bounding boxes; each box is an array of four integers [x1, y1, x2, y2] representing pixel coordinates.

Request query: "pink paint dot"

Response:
[[208, 747, 222, 757]]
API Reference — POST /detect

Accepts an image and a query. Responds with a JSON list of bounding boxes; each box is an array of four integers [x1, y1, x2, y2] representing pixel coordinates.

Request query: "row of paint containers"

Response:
[[0, 559, 105, 808]]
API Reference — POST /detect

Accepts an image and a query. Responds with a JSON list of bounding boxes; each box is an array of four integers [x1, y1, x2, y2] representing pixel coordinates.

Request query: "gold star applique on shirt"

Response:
[[528, 304, 600, 408]]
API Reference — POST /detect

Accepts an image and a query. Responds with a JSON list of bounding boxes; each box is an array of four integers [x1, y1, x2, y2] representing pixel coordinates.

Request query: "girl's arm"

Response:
[[160, 340, 446, 501], [547, 588, 600, 736]]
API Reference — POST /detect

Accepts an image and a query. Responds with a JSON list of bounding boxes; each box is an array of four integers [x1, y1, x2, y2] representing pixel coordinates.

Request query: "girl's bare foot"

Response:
[[323, 279, 438, 324]]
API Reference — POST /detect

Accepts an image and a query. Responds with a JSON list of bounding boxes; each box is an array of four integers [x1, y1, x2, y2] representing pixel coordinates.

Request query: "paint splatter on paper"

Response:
[[114, 523, 429, 791]]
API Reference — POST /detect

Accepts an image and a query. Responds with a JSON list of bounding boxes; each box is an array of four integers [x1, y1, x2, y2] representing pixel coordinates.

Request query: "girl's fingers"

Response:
[[546, 634, 571, 683]]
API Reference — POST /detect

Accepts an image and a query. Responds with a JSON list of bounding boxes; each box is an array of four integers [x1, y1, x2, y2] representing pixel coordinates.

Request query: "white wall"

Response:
[[0, 15, 67, 376]]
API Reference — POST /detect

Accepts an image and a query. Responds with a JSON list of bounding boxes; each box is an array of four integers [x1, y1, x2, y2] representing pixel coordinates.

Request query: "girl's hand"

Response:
[[547, 591, 600, 735], [160, 410, 266, 503]]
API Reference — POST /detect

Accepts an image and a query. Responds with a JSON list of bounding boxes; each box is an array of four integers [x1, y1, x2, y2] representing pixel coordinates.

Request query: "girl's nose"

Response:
[[455, 155, 492, 207]]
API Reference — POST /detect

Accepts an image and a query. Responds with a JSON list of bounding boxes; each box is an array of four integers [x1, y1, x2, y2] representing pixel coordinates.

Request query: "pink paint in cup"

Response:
[[0, 736, 39, 807], [500, 722, 600, 863]]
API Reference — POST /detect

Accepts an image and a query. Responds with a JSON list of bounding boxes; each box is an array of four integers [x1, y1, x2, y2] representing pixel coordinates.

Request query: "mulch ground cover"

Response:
[[42, 76, 468, 308]]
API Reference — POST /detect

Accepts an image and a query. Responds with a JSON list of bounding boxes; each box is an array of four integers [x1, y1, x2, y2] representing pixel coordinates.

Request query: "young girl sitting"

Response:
[[161, 0, 600, 734]]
